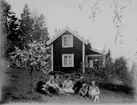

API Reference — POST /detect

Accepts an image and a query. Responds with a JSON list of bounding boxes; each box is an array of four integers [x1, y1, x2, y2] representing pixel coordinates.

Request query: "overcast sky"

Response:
[[7, 0, 137, 61]]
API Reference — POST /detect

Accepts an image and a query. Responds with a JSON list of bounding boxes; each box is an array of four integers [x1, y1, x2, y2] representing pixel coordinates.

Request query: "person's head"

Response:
[[49, 75, 54, 81], [80, 76, 84, 81], [91, 80, 96, 87], [82, 83, 86, 88], [66, 75, 70, 80]]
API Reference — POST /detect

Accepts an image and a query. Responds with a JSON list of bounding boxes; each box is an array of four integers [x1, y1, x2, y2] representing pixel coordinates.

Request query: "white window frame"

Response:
[[62, 54, 74, 67], [62, 35, 73, 48]]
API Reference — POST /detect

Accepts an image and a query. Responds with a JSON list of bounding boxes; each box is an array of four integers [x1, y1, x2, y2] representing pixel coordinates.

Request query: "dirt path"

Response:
[[41, 89, 135, 103]]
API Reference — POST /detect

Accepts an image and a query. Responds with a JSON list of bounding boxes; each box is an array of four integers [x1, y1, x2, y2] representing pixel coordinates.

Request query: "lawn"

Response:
[[1, 67, 136, 104]]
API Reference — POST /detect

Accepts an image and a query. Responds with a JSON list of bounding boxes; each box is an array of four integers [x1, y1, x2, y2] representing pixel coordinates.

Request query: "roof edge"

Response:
[[47, 26, 88, 45]]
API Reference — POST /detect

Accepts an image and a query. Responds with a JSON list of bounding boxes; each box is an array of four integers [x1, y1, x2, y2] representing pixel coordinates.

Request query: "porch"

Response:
[[81, 48, 106, 73], [85, 54, 105, 69]]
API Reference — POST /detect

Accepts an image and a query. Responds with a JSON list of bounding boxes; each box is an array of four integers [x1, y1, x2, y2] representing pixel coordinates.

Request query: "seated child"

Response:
[[88, 81, 100, 103], [73, 76, 85, 94], [79, 83, 88, 97]]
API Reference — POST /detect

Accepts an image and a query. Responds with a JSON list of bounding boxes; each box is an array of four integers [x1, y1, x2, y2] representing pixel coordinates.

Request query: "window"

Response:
[[62, 54, 74, 67], [62, 35, 73, 48]]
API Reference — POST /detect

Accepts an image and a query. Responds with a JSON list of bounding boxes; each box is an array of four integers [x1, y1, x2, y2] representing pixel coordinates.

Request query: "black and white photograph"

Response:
[[0, 0, 137, 104]]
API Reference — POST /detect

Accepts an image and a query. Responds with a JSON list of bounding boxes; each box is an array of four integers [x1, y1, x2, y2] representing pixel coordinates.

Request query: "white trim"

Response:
[[62, 54, 74, 67], [85, 55, 88, 68], [47, 26, 88, 45], [92, 48, 106, 55], [103, 55, 106, 67], [51, 44, 53, 71], [82, 43, 85, 73], [87, 54, 103, 57], [62, 35, 73, 48]]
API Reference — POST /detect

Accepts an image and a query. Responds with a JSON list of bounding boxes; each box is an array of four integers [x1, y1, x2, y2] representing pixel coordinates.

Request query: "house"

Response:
[[47, 26, 106, 73]]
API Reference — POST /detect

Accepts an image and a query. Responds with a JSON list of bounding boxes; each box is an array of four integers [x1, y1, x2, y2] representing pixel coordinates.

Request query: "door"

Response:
[[89, 59, 94, 68]]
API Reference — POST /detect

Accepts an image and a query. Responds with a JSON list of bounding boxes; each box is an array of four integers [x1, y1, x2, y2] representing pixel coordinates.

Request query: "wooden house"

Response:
[[47, 26, 106, 73]]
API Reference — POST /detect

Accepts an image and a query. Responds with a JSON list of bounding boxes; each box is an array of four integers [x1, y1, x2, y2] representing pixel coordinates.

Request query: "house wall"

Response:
[[53, 31, 83, 73]]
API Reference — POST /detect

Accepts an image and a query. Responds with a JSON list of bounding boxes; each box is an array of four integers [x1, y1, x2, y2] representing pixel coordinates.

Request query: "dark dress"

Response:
[[36, 80, 46, 94], [73, 80, 85, 94]]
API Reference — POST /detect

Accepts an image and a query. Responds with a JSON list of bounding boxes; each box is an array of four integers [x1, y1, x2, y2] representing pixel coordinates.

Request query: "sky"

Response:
[[7, 0, 137, 61]]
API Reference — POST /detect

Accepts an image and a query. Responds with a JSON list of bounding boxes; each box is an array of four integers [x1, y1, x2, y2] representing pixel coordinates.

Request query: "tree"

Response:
[[1, 0, 20, 58], [19, 4, 49, 49], [113, 56, 130, 85], [19, 4, 34, 49], [104, 48, 114, 80], [87, 40, 92, 49], [31, 13, 49, 42], [79, 0, 132, 44], [105, 49, 113, 67], [9, 41, 51, 92]]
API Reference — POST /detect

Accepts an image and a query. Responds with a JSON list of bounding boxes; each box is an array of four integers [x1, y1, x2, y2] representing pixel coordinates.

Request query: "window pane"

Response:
[[68, 56, 72, 65], [64, 56, 67, 65], [64, 36, 68, 46]]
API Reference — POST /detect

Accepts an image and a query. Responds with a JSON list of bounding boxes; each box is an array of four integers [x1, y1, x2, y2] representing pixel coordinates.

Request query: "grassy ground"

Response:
[[1, 67, 136, 104]]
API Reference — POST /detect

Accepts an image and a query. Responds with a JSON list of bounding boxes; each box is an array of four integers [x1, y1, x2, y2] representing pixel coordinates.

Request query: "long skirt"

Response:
[[59, 88, 74, 94]]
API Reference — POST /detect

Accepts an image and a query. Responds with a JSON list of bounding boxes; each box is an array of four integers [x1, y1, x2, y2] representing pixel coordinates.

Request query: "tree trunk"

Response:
[[29, 68, 33, 93]]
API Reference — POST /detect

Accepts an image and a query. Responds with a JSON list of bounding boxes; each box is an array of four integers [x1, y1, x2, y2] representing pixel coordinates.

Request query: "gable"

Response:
[[47, 26, 88, 45]]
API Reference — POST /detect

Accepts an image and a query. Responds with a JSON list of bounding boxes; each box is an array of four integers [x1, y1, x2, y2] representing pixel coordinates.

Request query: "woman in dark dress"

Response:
[[36, 76, 46, 94], [36, 76, 52, 96], [73, 76, 85, 94]]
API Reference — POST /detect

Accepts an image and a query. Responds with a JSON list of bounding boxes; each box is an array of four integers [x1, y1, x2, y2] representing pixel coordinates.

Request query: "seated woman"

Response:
[[60, 76, 74, 94], [79, 83, 88, 97], [36, 76, 52, 96], [88, 80, 100, 103], [73, 76, 85, 94], [54, 74, 62, 88], [44, 75, 59, 95]]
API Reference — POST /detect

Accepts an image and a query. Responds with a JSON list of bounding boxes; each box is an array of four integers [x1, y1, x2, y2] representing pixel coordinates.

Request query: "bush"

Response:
[[113, 57, 133, 87]]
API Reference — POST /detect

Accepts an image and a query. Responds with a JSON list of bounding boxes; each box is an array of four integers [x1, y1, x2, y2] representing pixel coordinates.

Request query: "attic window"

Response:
[[62, 35, 73, 48]]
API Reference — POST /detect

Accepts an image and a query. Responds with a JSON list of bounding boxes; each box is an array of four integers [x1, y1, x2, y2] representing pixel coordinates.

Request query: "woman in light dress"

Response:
[[59, 76, 74, 94], [88, 80, 100, 103]]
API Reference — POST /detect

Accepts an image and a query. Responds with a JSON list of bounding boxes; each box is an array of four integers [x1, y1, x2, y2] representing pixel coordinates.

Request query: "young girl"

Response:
[[88, 81, 100, 103], [79, 83, 88, 97]]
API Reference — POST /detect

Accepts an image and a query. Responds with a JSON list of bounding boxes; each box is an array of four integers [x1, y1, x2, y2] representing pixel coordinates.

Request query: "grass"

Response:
[[2, 67, 48, 103], [1, 67, 136, 104]]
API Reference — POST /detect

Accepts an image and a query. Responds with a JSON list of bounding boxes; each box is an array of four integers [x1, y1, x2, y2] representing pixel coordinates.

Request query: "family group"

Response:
[[36, 75, 100, 103]]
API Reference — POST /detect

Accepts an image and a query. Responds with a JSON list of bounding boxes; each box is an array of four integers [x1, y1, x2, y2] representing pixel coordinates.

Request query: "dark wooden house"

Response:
[[47, 26, 106, 73]]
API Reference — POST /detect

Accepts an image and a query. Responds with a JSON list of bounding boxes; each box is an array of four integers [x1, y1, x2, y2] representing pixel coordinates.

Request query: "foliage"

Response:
[[1, 0, 20, 58], [10, 41, 51, 73], [87, 40, 92, 49], [104, 49, 114, 79], [19, 4, 49, 49], [113, 56, 130, 84], [78, 0, 132, 43]]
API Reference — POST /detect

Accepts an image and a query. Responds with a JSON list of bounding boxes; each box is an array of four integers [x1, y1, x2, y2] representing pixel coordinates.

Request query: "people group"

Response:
[[36, 74, 100, 103]]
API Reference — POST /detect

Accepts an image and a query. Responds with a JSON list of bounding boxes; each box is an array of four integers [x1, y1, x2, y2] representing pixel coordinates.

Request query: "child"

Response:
[[79, 83, 88, 97], [88, 81, 100, 103]]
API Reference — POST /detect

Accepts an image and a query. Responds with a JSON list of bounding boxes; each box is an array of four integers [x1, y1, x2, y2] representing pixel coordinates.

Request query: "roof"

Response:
[[88, 48, 106, 56], [47, 26, 88, 45]]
